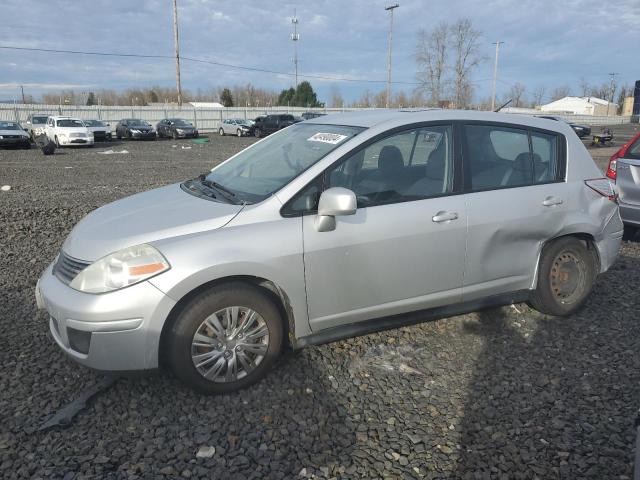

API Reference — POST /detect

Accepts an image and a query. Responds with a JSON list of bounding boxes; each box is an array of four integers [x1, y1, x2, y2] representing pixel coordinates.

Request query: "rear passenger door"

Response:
[[616, 136, 640, 217], [299, 124, 468, 331], [462, 123, 568, 301]]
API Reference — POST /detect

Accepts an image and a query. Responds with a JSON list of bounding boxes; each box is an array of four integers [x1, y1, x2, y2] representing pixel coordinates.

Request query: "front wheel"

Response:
[[254, 128, 262, 138], [529, 237, 597, 316], [167, 283, 283, 394], [54, 136, 60, 147], [219, 128, 224, 136], [237, 129, 242, 137]]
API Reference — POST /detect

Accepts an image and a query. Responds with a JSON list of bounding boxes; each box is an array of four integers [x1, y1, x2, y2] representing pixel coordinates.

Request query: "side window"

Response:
[[281, 179, 322, 216], [326, 125, 454, 208], [531, 132, 558, 182], [465, 125, 532, 190], [627, 137, 640, 159]]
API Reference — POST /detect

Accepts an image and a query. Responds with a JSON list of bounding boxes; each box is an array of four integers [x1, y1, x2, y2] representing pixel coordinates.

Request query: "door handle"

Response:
[[432, 211, 459, 223], [542, 196, 563, 207]]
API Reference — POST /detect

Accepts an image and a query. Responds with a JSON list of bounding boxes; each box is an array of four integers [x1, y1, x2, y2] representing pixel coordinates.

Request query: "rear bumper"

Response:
[[596, 208, 624, 273], [619, 201, 640, 227]]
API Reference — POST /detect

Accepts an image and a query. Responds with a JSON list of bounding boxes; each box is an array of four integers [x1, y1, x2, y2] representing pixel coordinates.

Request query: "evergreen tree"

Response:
[[86, 92, 96, 106], [220, 88, 234, 107]]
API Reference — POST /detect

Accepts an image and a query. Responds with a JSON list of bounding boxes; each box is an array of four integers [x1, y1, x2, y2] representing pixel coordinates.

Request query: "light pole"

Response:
[[172, 0, 182, 106], [385, 4, 399, 109], [607, 72, 618, 116], [291, 9, 300, 88], [490, 41, 504, 111]]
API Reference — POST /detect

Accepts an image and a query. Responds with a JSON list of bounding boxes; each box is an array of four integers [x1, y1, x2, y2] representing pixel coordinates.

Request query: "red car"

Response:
[[606, 130, 640, 238]]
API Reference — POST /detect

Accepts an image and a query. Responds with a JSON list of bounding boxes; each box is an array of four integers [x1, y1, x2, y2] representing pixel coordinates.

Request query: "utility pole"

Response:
[[385, 4, 399, 109], [172, 0, 182, 106], [20, 85, 25, 104], [607, 72, 618, 116], [490, 41, 504, 111], [291, 9, 300, 88]]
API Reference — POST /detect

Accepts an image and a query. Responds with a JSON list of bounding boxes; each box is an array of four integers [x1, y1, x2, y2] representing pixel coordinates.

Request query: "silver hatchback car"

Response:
[[35, 110, 623, 393]]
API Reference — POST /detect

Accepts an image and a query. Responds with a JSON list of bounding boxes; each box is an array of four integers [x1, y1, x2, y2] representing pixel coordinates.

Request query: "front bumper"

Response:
[[93, 131, 112, 141], [58, 136, 94, 146], [174, 130, 198, 138], [0, 137, 30, 147], [36, 263, 176, 371], [619, 200, 640, 227]]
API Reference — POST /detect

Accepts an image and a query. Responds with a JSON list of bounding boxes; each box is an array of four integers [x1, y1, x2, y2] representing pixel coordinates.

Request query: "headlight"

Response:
[[130, 129, 140, 134], [0, 136, 3, 139], [69, 244, 170, 293]]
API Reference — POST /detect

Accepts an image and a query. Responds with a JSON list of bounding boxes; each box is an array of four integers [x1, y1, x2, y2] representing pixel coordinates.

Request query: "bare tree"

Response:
[[508, 82, 526, 107], [415, 22, 449, 106], [550, 85, 571, 101], [450, 19, 484, 108], [329, 84, 344, 108], [579, 78, 590, 97], [531, 84, 546, 107]]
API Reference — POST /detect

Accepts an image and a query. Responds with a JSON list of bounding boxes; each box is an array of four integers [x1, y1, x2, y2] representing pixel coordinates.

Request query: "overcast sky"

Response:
[[1, 0, 639, 104]]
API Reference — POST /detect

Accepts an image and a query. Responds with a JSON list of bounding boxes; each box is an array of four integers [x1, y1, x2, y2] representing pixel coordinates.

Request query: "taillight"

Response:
[[606, 151, 619, 180], [585, 178, 618, 203]]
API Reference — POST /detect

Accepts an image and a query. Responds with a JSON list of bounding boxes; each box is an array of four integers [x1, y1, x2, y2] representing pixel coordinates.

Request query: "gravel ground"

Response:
[[1, 130, 639, 479]]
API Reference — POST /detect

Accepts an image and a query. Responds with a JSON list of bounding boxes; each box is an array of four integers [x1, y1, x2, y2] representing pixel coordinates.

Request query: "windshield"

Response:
[[170, 119, 190, 126], [235, 119, 251, 126], [32, 116, 48, 124], [57, 119, 85, 128], [84, 120, 105, 127], [127, 119, 149, 127], [0, 122, 21, 130], [205, 123, 364, 203]]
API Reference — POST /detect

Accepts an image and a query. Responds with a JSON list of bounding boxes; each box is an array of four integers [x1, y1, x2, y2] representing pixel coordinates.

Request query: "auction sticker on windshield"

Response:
[[307, 133, 348, 145]]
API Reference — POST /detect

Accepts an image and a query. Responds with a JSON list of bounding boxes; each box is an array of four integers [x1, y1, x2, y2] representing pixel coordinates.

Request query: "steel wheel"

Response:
[[191, 306, 269, 383], [549, 251, 586, 304]]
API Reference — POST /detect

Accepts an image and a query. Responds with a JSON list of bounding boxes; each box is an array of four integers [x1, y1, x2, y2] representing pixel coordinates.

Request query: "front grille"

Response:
[[3, 135, 21, 139], [53, 252, 90, 285], [70, 132, 87, 138]]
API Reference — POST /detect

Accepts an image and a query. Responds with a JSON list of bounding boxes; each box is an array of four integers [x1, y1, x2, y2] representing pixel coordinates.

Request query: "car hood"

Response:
[[174, 125, 195, 130], [0, 129, 27, 136], [129, 125, 152, 130], [87, 126, 110, 132], [62, 183, 244, 261]]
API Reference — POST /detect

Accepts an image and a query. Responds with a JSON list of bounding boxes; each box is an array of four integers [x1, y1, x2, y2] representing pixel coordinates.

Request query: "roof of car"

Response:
[[49, 116, 82, 121], [304, 109, 574, 133]]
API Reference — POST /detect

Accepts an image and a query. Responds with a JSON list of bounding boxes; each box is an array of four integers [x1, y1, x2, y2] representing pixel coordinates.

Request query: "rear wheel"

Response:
[[254, 128, 262, 138], [219, 128, 225, 136], [529, 237, 597, 316], [167, 283, 283, 394]]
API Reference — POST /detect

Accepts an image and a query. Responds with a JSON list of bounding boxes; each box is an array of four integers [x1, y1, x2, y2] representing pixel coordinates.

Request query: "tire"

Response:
[[167, 282, 283, 394], [623, 225, 638, 241], [116, 130, 122, 140], [254, 128, 262, 138], [172, 130, 178, 140], [219, 128, 225, 136], [54, 136, 60, 148], [529, 237, 597, 316], [237, 129, 242, 137]]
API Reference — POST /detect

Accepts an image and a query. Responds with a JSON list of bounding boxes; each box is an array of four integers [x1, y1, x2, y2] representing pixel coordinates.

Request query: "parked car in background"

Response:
[[252, 114, 300, 137], [218, 118, 254, 137], [157, 118, 199, 139], [35, 110, 622, 394], [537, 115, 591, 138], [301, 112, 327, 120], [115, 119, 156, 140], [22, 114, 50, 141], [606, 130, 640, 239], [44, 116, 94, 147], [83, 120, 112, 142], [0, 121, 30, 149]]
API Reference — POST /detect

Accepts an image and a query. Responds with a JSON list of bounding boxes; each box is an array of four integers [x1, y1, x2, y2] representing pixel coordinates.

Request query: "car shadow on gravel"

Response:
[[453, 253, 640, 479]]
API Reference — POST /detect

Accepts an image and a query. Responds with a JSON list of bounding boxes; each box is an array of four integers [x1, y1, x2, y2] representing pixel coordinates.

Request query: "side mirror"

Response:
[[315, 187, 357, 232]]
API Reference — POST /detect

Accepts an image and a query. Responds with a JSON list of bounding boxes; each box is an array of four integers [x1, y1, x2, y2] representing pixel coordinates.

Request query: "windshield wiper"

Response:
[[198, 175, 239, 203]]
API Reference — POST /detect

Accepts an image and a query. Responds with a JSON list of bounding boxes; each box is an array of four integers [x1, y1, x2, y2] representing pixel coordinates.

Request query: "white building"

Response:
[[540, 96, 618, 116], [189, 102, 224, 109]]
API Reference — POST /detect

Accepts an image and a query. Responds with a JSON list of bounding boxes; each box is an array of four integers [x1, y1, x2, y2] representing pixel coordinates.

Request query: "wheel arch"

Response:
[[531, 231, 600, 288], [158, 275, 296, 368]]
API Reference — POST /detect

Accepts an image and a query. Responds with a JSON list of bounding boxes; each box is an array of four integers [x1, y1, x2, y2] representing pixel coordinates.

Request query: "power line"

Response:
[[0, 45, 422, 86]]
